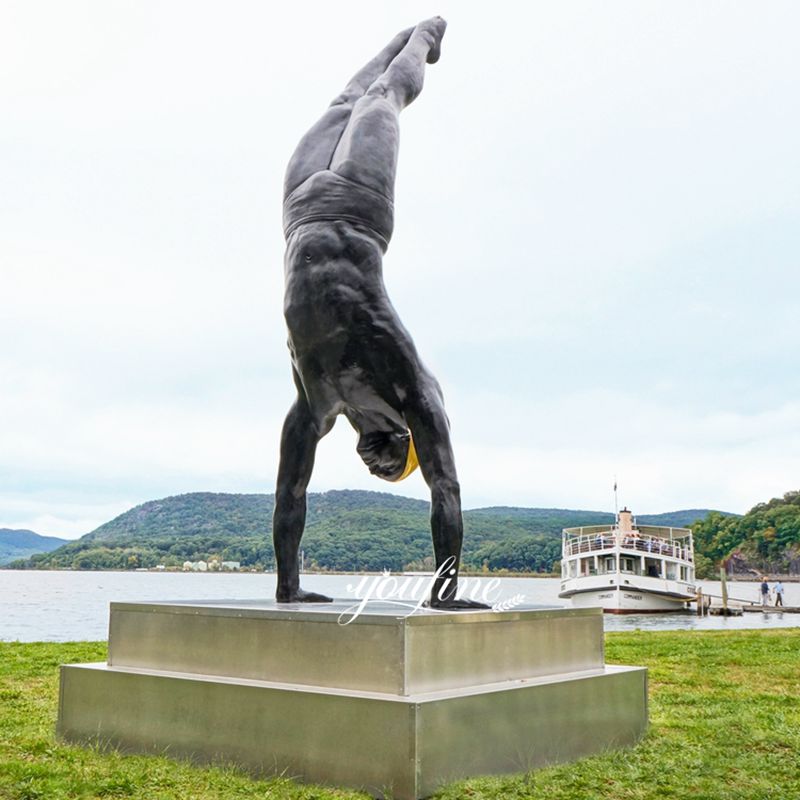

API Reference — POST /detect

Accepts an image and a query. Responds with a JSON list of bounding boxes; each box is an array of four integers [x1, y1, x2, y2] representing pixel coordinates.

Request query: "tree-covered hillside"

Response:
[[692, 491, 800, 576], [9, 491, 718, 574], [0, 529, 68, 566]]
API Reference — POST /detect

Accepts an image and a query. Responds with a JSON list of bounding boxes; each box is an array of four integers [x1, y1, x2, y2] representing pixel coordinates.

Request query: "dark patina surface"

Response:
[[274, 18, 484, 608]]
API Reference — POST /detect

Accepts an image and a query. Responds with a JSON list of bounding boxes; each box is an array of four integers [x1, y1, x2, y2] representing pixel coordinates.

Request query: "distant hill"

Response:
[[465, 507, 711, 530], [9, 491, 722, 574], [0, 529, 69, 566], [637, 509, 720, 528]]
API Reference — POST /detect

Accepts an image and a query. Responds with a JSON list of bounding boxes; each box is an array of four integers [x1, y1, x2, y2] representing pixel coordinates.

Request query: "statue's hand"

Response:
[[276, 588, 333, 603], [428, 597, 490, 611]]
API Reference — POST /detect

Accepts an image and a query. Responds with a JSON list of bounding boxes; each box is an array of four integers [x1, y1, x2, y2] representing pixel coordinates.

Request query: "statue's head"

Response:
[[357, 430, 419, 482]]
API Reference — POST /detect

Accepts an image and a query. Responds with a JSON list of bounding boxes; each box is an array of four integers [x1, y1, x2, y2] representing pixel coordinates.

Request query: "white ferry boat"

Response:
[[559, 507, 696, 613]]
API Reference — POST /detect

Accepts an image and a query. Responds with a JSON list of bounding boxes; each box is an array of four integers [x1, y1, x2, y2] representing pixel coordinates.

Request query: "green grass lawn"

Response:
[[1, 630, 798, 800]]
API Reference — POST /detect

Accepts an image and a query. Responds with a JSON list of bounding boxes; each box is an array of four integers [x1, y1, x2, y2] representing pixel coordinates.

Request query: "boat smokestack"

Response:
[[619, 507, 633, 532]]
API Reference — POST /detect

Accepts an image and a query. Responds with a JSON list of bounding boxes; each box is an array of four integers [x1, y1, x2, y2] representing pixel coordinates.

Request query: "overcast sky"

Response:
[[2, 1, 799, 540]]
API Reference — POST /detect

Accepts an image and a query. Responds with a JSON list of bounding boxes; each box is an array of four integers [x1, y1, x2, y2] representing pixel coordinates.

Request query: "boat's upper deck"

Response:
[[562, 523, 693, 563]]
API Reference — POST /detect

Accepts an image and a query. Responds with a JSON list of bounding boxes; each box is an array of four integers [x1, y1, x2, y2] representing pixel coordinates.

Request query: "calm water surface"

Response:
[[1, 570, 798, 642]]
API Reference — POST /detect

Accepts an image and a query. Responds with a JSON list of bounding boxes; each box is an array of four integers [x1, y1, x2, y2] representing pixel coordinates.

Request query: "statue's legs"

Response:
[[284, 18, 445, 203], [329, 18, 446, 199], [283, 26, 413, 198]]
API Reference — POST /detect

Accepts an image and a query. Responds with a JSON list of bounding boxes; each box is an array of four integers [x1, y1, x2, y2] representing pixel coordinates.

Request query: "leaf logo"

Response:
[[492, 593, 526, 612]]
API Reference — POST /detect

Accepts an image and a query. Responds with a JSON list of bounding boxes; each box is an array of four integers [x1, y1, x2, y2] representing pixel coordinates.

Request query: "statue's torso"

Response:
[[283, 221, 418, 433]]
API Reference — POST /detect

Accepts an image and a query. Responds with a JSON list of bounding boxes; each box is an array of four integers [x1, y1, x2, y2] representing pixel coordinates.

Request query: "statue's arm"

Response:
[[273, 391, 320, 600], [406, 386, 488, 607], [404, 384, 463, 568]]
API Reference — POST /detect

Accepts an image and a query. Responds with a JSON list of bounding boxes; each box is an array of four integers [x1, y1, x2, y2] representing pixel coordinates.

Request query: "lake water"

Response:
[[1, 570, 798, 642]]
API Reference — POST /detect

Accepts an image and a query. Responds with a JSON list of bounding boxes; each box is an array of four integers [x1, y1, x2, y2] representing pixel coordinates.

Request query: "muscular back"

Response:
[[283, 220, 424, 429], [283, 221, 389, 350]]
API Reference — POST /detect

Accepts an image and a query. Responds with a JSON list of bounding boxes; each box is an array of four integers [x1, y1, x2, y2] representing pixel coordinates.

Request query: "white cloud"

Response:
[[2, 1, 799, 536], [0, 495, 134, 540]]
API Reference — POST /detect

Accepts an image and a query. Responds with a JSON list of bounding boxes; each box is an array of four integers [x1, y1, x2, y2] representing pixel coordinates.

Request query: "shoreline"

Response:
[[0, 566, 560, 578], [3, 565, 799, 582]]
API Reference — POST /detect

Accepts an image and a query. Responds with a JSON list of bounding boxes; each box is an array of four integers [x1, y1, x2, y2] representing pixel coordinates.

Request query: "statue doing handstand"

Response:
[[275, 18, 485, 609]]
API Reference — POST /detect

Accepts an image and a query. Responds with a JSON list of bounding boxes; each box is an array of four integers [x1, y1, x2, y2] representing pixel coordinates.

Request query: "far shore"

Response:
[[2, 566, 798, 581], [0, 566, 559, 579]]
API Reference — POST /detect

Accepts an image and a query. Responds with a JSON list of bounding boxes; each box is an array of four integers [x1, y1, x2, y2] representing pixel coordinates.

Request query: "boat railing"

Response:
[[563, 532, 693, 562]]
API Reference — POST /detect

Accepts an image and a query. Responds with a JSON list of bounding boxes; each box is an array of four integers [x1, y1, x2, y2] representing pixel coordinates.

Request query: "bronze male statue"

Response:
[[275, 18, 484, 609]]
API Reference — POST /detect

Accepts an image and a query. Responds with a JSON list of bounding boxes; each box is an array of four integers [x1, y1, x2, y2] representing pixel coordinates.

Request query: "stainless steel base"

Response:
[[58, 600, 647, 799], [106, 599, 605, 694]]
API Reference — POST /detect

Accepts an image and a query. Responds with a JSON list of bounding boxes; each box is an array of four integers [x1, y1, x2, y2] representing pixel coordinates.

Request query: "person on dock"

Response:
[[773, 580, 784, 607], [760, 577, 770, 607]]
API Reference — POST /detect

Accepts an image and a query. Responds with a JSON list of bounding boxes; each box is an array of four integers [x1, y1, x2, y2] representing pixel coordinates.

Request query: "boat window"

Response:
[[580, 557, 596, 576], [645, 558, 662, 578]]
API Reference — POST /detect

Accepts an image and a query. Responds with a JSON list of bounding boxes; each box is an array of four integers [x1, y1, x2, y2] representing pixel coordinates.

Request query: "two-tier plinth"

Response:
[[58, 599, 647, 799]]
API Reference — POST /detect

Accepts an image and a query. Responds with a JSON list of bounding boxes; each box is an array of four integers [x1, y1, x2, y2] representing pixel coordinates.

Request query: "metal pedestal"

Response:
[[58, 600, 647, 799]]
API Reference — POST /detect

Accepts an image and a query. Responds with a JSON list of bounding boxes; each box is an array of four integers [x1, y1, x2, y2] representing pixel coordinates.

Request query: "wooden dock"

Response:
[[693, 583, 800, 616]]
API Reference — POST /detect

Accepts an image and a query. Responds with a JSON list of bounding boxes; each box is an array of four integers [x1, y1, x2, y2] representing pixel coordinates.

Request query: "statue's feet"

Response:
[[428, 597, 490, 611], [393, 25, 416, 50], [276, 588, 333, 603], [417, 16, 447, 64]]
